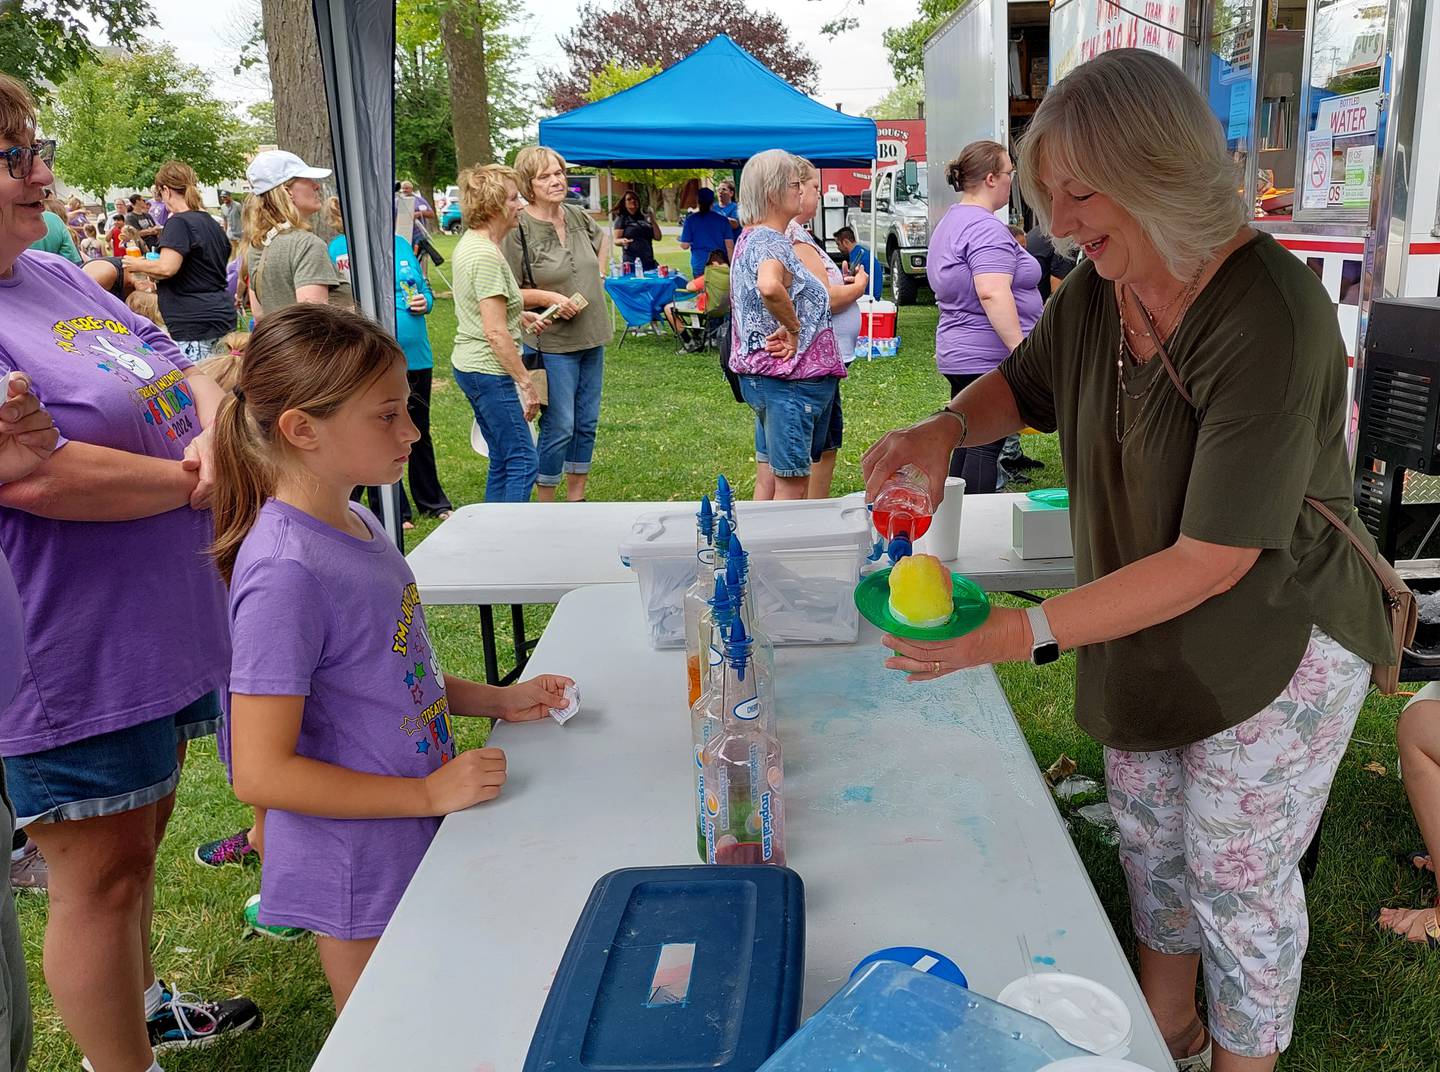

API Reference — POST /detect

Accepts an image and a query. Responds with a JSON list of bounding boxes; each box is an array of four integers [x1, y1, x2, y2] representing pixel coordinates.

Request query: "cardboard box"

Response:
[[1012, 499, 1072, 560]]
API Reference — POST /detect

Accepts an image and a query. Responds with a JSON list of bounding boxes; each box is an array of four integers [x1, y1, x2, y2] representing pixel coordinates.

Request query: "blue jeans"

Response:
[[740, 375, 838, 478], [455, 370, 538, 502], [526, 345, 604, 488]]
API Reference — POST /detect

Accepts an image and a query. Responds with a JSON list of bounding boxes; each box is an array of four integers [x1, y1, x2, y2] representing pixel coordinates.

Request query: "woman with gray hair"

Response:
[[862, 49, 1392, 1071], [730, 149, 843, 500]]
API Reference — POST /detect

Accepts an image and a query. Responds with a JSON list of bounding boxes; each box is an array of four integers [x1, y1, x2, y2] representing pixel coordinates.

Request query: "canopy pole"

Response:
[[607, 169, 616, 336], [868, 158, 878, 361]]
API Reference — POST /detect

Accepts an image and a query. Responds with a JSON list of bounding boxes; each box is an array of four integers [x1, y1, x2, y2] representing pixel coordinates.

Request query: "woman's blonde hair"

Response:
[[210, 304, 405, 583], [238, 182, 313, 303], [154, 160, 203, 211], [126, 290, 166, 329], [0, 73, 35, 143], [458, 163, 518, 230], [512, 146, 566, 203], [1017, 48, 1245, 277], [195, 332, 249, 391], [324, 195, 344, 235], [739, 149, 802, 227]]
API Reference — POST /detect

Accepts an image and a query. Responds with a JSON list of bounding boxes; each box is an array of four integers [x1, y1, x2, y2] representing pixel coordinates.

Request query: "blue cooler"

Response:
[[524, 865, 805, 1072], [757, 960, 1089, 1071]]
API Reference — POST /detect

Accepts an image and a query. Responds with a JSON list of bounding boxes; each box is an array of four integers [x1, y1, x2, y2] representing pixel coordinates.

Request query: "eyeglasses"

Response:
[[2, 139, 56, 181]]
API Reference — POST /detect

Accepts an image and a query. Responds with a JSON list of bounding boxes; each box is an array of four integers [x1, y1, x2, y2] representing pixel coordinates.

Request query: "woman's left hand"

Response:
[[883, 606, 1032, 681], [496, 674, 575, 722], [407, 293, 428, 315], [180, 425, 216, 510], [0, 372, 59, 483], [764, 324, 798, 360]]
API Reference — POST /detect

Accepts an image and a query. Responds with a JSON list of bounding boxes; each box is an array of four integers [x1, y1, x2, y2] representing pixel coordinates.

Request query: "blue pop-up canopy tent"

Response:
[[539, 35, 878, 168]]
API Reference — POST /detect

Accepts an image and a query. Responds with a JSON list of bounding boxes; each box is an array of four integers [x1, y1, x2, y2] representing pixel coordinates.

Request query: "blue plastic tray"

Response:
[[524, 865, 806, 1072]]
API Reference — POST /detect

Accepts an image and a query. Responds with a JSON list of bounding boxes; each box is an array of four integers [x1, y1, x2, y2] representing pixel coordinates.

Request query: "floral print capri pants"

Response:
[[1104, 627, 1370, 1057]]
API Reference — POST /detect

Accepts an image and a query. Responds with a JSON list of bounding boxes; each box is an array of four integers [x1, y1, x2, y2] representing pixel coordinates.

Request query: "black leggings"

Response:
[[944, 373, 1003, 494]]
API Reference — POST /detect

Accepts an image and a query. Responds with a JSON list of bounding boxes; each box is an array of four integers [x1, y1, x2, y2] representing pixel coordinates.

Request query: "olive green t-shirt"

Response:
[[501, 204, 609, 353], [451, 229, 522, 376], [999, 231, 1392, 751], [245, 229, 350, 318]]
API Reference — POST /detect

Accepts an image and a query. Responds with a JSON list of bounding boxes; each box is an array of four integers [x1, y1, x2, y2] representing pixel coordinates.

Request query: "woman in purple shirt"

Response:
[[928, 141, 1043, 493], [0, 73, 260, 1069]]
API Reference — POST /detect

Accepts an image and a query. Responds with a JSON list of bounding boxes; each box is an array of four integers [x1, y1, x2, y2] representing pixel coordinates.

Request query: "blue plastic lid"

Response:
[[851, 947, 967, 989]]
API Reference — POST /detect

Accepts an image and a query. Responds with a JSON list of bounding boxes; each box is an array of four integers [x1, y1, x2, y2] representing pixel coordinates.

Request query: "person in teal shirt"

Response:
[[327, 229, 453, 525], [29, 210, 80, 264]]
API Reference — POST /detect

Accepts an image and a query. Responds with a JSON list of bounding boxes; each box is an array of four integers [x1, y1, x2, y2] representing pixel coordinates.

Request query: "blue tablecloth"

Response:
[[604, 271, 691, 328]]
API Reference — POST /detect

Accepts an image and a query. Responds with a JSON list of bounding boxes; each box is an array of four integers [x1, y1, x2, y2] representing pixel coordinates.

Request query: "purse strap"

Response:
[[1127, 289, 1403, 599], [516, 215, 537, 290]]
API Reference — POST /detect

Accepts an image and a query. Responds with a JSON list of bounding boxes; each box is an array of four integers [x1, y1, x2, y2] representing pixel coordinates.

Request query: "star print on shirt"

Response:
[[405, 670, 416, 687], [416, 739, 430, 754], [414, 662, 426, 681], [410, 683, 425, 704]]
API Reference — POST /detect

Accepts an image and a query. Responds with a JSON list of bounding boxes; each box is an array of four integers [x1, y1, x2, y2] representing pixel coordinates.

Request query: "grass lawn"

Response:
[[18, 233, 1440, 1070]]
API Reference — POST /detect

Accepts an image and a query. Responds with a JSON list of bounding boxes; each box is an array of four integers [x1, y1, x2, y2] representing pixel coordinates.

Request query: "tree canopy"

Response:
[[882, 0, 961, 83], [543, 0, 819, 113], [0, 0, 155, 94]]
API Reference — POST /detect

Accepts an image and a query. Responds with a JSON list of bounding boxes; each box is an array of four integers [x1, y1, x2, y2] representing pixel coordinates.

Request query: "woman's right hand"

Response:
[[764, 324, 798, 360], [518, 378, 541, 422], [421, 746, 507, 814], [861, 414, 964, 505], [548, 292, 580, 320], [0, 372, 60, 484]]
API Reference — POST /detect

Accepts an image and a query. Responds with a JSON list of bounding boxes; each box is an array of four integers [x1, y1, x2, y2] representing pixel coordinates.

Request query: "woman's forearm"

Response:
[[520, 288, 566, 309], [978, 288, 1024, 351], [1044, 538, 1261, 652], [234, 754, 430, 818], [185, 369, 223, 428], [0, 441, 195, 520], [944, 369, 1026, 446], [489, 332, 532, 383]]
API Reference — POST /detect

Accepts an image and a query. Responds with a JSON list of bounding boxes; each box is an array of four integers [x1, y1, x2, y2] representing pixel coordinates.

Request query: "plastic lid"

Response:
[[1037, 1060, 1153, 1072], [851, 947, 967, 989], [1027, 488, 1070, 510], [620, 499, 872, 562], [996, 974, 1133, 1058]]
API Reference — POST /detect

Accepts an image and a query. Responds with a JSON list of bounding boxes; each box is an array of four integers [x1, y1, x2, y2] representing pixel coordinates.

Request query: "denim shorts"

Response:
[[4, 691, 220, 827], [741, 375, 838, 478]]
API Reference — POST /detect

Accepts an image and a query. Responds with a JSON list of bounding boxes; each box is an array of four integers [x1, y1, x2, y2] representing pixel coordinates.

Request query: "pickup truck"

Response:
[[845, 161, 930, 304]]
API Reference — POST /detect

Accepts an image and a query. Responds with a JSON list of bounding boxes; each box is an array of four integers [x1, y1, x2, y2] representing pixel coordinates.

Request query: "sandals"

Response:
[[1378, 903, 1440, 949], [1169, 1018, 1212, 1072]]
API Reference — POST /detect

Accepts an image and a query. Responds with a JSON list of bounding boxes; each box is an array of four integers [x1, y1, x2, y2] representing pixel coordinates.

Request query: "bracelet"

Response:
[[934, 406, 968, 446]]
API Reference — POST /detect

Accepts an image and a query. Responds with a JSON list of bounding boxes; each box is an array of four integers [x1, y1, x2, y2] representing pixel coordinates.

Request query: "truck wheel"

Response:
[[890, 248, 918, 305]]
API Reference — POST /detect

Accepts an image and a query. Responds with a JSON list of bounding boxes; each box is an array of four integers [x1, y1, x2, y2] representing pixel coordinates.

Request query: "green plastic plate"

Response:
[[854, 566, 991, 641], [1026, 487, 1070, 509]]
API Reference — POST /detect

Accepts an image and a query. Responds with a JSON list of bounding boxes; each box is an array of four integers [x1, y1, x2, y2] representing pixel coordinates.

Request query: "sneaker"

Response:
[[1010, 453, 1045, 471], [243, 894, 305, 941], [194, 828, 257, 869], [10, 841, 47, 893], [147, 979, 262, 1052]]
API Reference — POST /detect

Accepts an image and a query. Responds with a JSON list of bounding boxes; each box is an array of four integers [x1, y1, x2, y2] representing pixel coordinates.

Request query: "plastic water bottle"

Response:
[[871, 464, 935, 562], [724, 538, 776, 734], [703, 617, 785, 866], [692, 578, 733, 859], [683, 495, 716, 707]]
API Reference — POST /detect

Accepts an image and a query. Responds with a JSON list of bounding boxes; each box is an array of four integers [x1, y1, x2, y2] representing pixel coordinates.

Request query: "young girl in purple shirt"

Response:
[[210, 304, 572, 1011]]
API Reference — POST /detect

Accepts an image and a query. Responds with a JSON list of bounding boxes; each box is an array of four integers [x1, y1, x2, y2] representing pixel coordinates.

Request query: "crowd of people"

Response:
[[0, 44, 1431, 1072]]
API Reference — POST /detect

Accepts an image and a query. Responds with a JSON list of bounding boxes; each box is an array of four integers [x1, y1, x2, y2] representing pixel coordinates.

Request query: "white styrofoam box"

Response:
[[620, 498, 872, 649], [1012, 499, 1073, 560]]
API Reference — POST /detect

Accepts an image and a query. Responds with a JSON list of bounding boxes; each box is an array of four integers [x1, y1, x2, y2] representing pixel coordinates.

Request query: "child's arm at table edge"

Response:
[[230, 693, 506, 816], [446, 674, 574, 723]]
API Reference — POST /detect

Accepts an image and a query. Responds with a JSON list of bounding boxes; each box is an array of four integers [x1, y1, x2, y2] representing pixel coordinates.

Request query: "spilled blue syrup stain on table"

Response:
[[842, 785, 875, 804], [1032, 955, 1056, 966]]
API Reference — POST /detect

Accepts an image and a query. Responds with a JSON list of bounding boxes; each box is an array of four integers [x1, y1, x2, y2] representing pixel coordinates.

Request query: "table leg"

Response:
[[1008, 591, 1046, 605], [480, 604, 501, 685], [500, 604, 532, 686]]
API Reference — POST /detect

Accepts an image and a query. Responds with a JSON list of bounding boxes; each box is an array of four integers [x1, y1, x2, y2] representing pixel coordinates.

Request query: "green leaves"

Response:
[[0, 0, 156, 94]]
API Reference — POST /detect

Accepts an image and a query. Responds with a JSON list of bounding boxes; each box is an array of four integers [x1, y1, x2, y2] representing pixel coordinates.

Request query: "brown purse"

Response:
[[1131, 294, 1416, 694]]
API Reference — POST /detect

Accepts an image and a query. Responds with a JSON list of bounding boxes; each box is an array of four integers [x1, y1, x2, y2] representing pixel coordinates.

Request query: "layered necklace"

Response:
[[1114, 264, 1205, 444]]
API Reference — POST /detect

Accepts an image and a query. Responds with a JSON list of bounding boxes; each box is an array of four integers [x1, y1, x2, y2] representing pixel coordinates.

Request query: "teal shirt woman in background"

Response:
[[328, 231, 453, 524]]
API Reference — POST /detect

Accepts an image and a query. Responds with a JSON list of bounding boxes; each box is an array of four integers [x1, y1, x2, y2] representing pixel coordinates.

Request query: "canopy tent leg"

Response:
[[868, 158, 878, 361]]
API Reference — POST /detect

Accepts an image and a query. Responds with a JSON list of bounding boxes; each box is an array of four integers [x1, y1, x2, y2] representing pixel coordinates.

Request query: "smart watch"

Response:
[[1026, 604, 1061, 666]]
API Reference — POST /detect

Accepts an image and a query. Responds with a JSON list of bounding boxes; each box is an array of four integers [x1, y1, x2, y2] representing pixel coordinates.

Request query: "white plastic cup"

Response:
[[916, 477, 964, 561]]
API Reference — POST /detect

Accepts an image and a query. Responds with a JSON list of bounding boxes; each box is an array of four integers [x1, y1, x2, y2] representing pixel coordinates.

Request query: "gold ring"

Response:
[[932, 661, 941, 674]]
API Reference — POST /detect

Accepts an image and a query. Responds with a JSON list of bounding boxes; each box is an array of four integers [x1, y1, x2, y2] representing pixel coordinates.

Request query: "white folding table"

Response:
[[406, 494, 1077, 682], [312, 584, 1169, 1072]]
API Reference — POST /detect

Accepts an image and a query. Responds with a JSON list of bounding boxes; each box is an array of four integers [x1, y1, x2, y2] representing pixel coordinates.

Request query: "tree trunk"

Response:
[[259, 0, 338, 238], [442, 5, 492, 169]]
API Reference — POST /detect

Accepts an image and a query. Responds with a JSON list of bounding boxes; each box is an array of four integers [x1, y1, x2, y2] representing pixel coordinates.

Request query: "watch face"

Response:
[[1033, 642, 1061, 666]]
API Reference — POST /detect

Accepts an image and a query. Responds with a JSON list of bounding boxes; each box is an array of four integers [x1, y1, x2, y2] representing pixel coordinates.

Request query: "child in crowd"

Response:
[[108, 213, 125, 256], [121, 224, 149, 256], [126, 290, 167, 331], [79, 222, 103, 261], [210, 304, 572, 1010]]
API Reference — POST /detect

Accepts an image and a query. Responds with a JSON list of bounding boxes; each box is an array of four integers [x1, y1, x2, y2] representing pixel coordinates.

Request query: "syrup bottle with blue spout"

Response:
[[724, 536, 775, 735], [869, 464, 934, 563], [702, 617, 785, 866], [683, 495, 715, 706], [691, 577, 733, 859]]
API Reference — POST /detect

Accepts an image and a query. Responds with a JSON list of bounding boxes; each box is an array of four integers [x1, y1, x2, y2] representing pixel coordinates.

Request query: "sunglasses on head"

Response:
[[2, 139, 56, 182]]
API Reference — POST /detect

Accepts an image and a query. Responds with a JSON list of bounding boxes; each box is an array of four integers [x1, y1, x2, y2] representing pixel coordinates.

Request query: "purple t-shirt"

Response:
[[929, 203, 1044, 375], [0, 251, 228, 755], [229, 500, 456, 939]]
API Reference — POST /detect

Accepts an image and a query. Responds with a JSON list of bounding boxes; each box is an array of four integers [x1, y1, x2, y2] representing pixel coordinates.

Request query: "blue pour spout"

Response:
[[725, 613, 752, 678], [716, 474, 733, 518], [715, 515, 732, 559], [697, 494, 713, 541]]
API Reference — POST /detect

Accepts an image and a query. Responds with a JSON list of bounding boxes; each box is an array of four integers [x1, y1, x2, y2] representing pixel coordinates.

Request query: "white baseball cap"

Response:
[[246, 150, 332, 195]]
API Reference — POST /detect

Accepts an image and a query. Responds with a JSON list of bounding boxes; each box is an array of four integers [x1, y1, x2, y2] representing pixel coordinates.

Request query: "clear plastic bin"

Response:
[[619, 499, 871, 649]]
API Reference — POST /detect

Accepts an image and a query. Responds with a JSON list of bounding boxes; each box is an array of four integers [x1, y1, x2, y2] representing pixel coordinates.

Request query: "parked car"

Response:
[[440, 200, 462, 234]]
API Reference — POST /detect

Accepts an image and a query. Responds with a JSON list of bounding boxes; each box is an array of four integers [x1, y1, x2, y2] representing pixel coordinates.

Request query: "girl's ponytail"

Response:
[[210, 389, 274, 585]]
